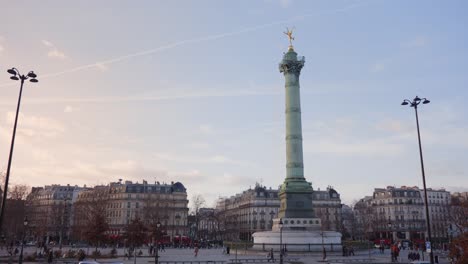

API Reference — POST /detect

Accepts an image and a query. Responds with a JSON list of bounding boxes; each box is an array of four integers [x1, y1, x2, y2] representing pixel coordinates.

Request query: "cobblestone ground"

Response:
[[0, 246, 451, 264]]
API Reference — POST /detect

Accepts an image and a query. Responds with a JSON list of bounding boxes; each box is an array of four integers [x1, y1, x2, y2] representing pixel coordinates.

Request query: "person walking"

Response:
[[47, 250, 53, 264], [267, 248, 275, 262], [194, 246, 199, 257]]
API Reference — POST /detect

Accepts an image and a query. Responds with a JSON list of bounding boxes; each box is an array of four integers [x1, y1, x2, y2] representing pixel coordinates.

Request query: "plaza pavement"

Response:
[[1, 246, 451, 264]]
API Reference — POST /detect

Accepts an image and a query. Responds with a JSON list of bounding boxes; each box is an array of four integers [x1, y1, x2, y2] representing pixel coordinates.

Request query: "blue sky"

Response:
[[0, 0, 467, 206]]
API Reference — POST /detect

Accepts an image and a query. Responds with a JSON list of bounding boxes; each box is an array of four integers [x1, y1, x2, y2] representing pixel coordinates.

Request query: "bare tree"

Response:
[[448, 197, 468, 264], [191, 194, 206, 240], [73, 188, 109, 251], [8, 184, 30, 200], [123, 217, 147, 256], [191, 194, 206, 215]]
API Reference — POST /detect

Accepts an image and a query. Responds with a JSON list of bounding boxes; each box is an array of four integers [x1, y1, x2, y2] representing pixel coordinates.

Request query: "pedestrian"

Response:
[[226, 246, 230, 255], [47, 250, 53, 264], [267, 248, 275, 262], [194, 246, 199, 257], [349, 246, 355, 256]]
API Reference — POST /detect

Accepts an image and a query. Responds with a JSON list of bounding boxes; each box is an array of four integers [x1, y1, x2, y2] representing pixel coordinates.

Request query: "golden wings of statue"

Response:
[[284, 27, 295, 46]]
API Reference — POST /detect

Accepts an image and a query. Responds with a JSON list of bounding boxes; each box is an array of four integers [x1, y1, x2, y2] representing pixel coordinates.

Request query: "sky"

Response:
[[0, 0, 467, 207]]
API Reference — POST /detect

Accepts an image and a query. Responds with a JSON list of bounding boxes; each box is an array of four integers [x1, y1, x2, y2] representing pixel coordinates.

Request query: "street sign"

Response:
[[425, 241, 431, 253]]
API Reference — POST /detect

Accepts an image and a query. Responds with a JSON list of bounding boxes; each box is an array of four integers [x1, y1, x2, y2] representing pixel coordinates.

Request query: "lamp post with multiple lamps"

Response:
[[279, 218, 283, 264], [19, 217, 28, 264], [401, 96, 433, 264], [155, 221, 161, 264], [0, 69, 38, 234]]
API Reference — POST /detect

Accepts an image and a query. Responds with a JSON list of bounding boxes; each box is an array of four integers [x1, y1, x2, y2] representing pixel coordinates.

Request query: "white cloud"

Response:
[[370, 62, 385, 73], [0, 36, 4, 55], [279, 0, 293, 8], [48, 49, 67, 59], [42, 40, 54, 47], [199, 124, 215, 135], [4, 111, 65, 138], [42, 39, 67, 59], [95, 62, 109, 72], [64, 105, 74, 113], [403, 36, 427, 48]]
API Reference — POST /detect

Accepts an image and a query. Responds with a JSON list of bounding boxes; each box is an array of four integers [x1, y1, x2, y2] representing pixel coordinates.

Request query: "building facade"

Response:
[[353, 186, 451, 245], [422, 188, 451, 244], [313, 187, 343, 232], [26, 180, 189, 244], [216, 184, 280, 241], [215, 184, 343, 241], [26, 184, 80, 245], [74, 180, 189, 241]]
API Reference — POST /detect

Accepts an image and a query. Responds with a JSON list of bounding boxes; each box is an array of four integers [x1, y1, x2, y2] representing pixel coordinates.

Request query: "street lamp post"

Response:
[[279, 218, 283, 264], [401, 96, 434, 264], [155, 221, 161, 264], [0, 68, 38, 234], [387, 222, 393, 242], [19, 217, 28, 264]]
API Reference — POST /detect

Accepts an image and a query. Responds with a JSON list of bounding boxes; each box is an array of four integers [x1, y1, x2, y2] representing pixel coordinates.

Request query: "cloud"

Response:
[[42, 39, 67, 59], [48, 49, 67, 59], [0, 36, 4, 55], [42, 40, 53, 47], [199, 124, 215, 135], [304, 118, 407, 157], [19, 2, 364, 81], [154, 152, 250, 166], [4, 111, 65, 138], [370, 62, 385, 73], [95, 62, 109, 72], [402, 36, 427, 48], [279, 0, 293, 8], [64, 105, 74, 113]]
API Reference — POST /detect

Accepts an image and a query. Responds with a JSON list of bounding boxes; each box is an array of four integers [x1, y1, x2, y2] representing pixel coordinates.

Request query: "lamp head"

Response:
[[30, 78, 38, 83], [414, 96, 421, 102], [10, 76, 19, 81], [27, 71, 37, 78], [422, 99, 430, 104], [24, 217, 28, 226], [7, 69, 17, 75], [401, 101, 409, 106], [156, 221, 161, 228]]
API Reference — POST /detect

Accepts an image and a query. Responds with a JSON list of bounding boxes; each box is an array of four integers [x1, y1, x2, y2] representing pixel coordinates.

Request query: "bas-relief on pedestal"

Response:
[[252, 33, 342, 251]]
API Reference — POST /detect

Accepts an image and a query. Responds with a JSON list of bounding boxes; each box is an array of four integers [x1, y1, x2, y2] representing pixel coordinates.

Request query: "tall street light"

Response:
[[401, 95, 433, 264], [279, 218, 283, 264], [155, 221, 161, 264], [0, 68, 38, 235], [19, 217, 28, 264]]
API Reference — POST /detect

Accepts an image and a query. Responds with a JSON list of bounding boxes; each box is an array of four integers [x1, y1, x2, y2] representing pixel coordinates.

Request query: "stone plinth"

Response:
[[252, 229, 342, 252], [253, 217, 341, 252]]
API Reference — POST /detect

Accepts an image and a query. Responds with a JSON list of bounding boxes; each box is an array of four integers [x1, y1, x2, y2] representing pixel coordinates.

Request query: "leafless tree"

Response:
[[7, 184, 30, 200], [190, 194, 206, 239], [73, 187, 109, 251], [448, 197, 468, 264], [191, 194, 206, 215], [123, 217, 147, 252]]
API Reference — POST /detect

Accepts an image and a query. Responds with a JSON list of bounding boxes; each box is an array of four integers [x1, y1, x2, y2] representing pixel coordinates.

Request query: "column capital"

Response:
[[279, 60, 304, 75]]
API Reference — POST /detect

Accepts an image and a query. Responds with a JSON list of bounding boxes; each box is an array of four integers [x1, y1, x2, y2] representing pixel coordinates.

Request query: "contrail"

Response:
[[0, 1, 366, 87]]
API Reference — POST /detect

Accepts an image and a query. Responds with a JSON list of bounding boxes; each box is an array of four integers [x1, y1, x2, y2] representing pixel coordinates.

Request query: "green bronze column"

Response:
[[278, 41, 314, 219]]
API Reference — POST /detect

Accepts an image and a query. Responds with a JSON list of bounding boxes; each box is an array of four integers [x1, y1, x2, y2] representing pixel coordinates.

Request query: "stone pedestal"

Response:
[[252, 229, 342, 251], [252, 217, 342, 252]]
